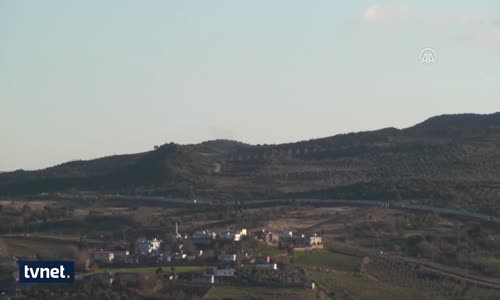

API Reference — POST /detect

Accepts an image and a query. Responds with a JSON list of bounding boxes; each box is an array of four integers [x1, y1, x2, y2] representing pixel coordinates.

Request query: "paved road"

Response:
[[55, 193, 500, 224], [102, 195, 500, 224]]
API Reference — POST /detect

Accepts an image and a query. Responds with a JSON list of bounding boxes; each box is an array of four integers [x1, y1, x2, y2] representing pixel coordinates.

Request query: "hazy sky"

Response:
[[1, 1, 500, 171]]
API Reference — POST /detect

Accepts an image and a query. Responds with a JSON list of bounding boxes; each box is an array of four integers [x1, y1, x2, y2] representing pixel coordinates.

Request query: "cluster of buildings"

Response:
[[91, 238, 164, 264], [90, 238, 206, 265], [187, 228, 248, 244], [141, 267, 238, 287], [258, 230, 323, 250], [87, 225, 320, 288], [89, 225, 250, 266], [91, 247, 131, 263], [136, 238, 162, 254]]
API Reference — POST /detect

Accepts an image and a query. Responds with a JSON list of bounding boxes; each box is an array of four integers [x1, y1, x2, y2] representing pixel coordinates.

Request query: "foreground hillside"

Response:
[[1, 113, 500, 213]]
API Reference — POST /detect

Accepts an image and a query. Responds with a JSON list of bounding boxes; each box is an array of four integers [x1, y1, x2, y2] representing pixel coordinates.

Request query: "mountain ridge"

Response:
[[2, 112, 500, 214]]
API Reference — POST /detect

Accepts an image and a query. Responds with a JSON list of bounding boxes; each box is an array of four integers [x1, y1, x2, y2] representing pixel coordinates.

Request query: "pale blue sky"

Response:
[[1, 1, 500, 171]]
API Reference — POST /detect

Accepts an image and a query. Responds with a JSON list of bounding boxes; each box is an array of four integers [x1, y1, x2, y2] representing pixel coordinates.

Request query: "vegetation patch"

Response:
[[308, 271, 420, 300], [85, 265, 209, 275], [0, 237, 76, 258], [294, 249, 361, 272], [248, 240, 287, 257], [204, 286, 318, 300]]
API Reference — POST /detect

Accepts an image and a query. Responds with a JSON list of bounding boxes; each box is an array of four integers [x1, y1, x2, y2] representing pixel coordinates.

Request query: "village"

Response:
[[3, 199, 500, 300], [80, 223, 323, 290]]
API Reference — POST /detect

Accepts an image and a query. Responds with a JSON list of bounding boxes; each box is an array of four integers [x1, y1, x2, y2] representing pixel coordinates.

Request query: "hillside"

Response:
[[2, 113, 500, 214]]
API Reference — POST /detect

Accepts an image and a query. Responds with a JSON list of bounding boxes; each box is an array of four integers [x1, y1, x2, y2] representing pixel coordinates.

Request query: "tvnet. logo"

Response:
[[19, 261, 74, 283]]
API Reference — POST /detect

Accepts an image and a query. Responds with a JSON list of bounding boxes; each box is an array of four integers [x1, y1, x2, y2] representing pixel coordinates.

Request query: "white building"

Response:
[[219, 228, 248, 242], [136, 238, 162, 254], [309, 235, 322, 246]]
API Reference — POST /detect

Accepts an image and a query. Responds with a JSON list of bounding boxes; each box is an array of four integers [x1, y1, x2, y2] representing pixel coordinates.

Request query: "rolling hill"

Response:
[[2, 113, 500, 214]]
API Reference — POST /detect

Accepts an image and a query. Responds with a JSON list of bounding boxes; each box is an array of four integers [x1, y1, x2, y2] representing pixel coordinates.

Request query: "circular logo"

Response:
[[419, 47, 437, 64]]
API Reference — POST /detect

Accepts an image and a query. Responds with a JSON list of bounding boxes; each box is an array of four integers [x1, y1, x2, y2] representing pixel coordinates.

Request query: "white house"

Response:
[[136, 238, 162, 254], [309, 235, 322, 246], [219, 228, 248, 242]]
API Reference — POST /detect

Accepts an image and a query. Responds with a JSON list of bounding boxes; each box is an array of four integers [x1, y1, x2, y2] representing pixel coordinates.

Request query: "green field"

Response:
[[203, 286, 321, 300], [475, 257, 500, 268], [471, 256, 500, 276], [402, 229, 428, 238], [294, 249, 361, 272], [308, 271, 421, 300], [85, 265, 210, 275]]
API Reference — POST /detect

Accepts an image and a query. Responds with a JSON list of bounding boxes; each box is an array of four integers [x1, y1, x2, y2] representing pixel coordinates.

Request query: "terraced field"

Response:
[[365, 255, 500, 300], [307, 271, 420, 300]]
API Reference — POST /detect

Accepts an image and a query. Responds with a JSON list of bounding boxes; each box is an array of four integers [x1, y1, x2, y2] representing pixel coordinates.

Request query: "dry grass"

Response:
[[204, 286, 319, 300], [0, 236, 76, 258]]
